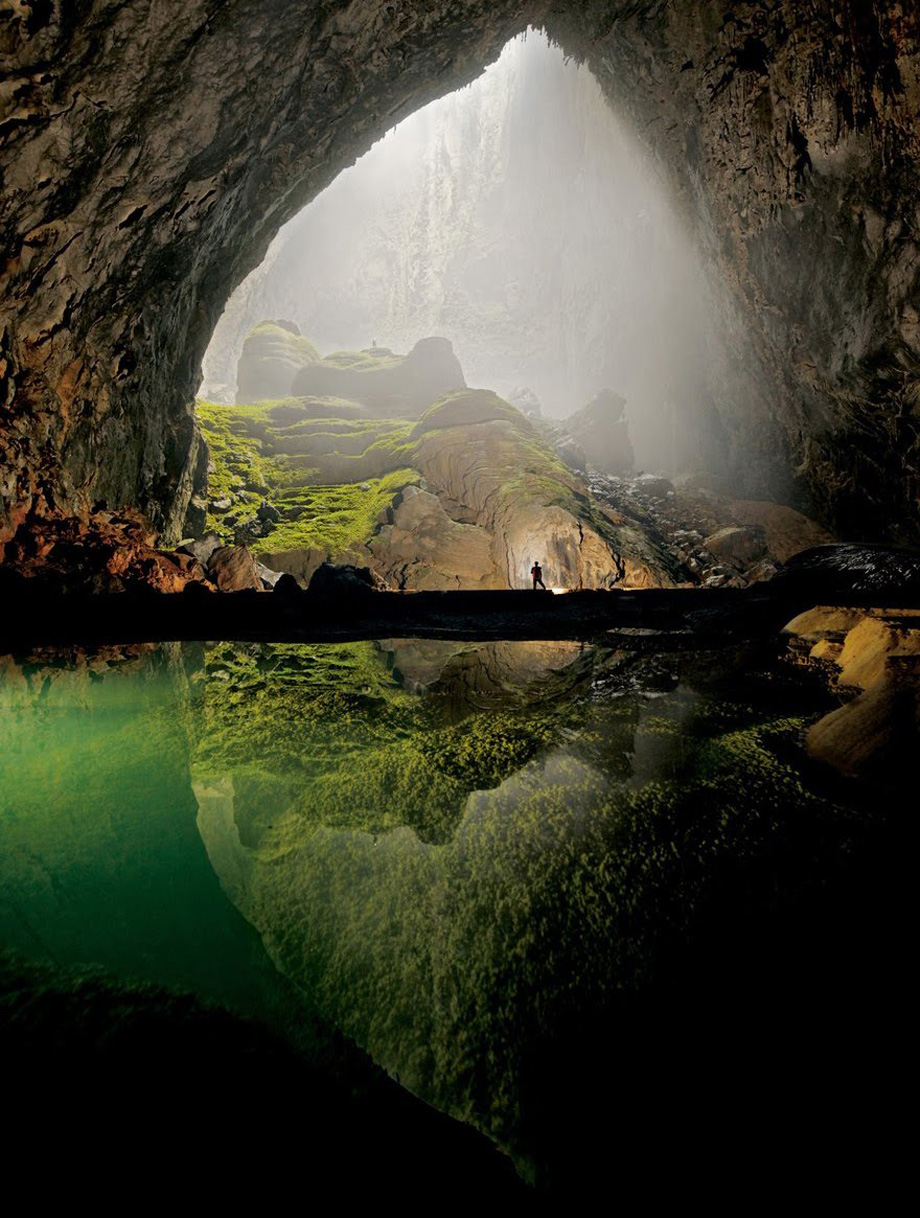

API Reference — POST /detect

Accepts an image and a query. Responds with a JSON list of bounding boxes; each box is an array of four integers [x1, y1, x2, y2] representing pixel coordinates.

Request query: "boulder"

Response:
[[255, 560, 286, 589], [634, 473, 675, 500], [176, 532, 223, 567], [806, 670, 920, 782], [308, 562, 382, 596], [236, 321, 320, 403], [1, 507, 209, 595], [207, 545, 262, 591], [783, 605, 871, 647], [702, 526, 768, 569], [728, 500, 834, 563], [784, 605, 920, 784], [563, 389, 634, 475], [272, 572, 302, 597], [369, 486, 503, 591], [835, 611, 920, 690]]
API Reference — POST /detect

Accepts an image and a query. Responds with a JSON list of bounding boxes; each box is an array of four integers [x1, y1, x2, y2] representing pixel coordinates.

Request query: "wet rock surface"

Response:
[[586, 470, 833, 590]]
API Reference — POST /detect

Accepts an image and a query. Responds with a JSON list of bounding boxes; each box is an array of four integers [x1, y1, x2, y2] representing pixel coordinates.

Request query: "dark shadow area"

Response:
[[1, 953, 525, 1204]]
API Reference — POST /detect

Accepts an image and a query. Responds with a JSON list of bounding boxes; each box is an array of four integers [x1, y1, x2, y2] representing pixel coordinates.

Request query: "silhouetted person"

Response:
[[531, 561, 547, 591]]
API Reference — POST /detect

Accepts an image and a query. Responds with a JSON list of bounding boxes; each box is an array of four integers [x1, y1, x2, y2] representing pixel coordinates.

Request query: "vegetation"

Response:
[[196, 399, 421, 561], [246, 321, 321, 363]]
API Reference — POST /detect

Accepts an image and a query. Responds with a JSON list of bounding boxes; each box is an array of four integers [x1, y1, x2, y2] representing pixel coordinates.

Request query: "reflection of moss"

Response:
[[193, 642, 581, 844], [206, 691, 848, 1163]]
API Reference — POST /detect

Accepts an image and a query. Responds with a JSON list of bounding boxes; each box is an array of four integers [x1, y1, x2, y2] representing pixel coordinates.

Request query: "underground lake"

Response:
[[1, 633, 906, 1199]]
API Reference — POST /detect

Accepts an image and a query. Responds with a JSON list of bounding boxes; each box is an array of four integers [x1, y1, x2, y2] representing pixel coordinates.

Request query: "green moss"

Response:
[[196, 399, 421, 555], [255, 468, 419, 559], [247, 322, 320, 364]]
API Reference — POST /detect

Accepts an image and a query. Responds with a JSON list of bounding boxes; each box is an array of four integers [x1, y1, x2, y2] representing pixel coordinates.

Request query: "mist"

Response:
[[202, 29, 759, 479]]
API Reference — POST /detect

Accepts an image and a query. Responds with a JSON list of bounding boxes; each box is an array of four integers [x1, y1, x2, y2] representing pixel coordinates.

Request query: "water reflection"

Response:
[[0, 639, 894, 1192], [187, 638, 865, 1177]]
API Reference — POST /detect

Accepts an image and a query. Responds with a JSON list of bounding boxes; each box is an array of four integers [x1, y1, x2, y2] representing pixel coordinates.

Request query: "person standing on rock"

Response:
[[531, 561, 547, 591]]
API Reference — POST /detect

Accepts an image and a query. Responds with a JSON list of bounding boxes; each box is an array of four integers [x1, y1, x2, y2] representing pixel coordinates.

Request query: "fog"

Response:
[[203, 29, 758, 477]]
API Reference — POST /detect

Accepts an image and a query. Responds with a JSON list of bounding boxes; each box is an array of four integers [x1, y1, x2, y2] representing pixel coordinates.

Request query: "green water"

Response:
[[0, 637, 893, 1188]]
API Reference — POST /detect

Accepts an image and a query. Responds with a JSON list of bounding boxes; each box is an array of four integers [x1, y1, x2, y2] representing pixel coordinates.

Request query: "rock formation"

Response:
[[1, 3, 918, 554], [235, 322, 319, 403], [291, 336, 466, 417], [552, 389, 634, 476], [785, 604, 920, 783], [198, 370, 680, 590]]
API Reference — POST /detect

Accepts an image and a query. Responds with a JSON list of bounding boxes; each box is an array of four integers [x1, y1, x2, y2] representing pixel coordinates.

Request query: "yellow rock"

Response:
[[783, 605, 867, 643], [806, 671, 920, 779], [837, 614, 920, 691], [809, 638, 842, 664]]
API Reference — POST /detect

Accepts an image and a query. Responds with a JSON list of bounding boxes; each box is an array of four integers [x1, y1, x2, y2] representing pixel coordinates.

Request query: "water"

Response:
[[0, 637, 898, 1191]]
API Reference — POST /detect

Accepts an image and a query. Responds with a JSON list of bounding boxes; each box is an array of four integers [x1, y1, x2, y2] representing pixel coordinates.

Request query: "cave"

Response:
[[0, 1, 917, 1207]]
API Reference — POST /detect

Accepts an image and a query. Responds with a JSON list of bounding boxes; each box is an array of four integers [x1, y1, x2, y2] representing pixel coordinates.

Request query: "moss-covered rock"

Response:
[[291, 336, 466, 417], [236, 321, 320, 403], [196, 381, 680, 589]]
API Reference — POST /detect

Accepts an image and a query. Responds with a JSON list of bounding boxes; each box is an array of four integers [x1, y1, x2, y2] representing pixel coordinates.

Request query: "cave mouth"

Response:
[[201, 28, 757, 488]]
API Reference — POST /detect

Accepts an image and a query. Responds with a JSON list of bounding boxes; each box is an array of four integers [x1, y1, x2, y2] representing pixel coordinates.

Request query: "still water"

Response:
[[0, 638, 893, 1186]]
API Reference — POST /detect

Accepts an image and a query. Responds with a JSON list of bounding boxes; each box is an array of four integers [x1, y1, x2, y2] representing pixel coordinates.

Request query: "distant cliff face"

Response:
[[1, 2, 918, 547]]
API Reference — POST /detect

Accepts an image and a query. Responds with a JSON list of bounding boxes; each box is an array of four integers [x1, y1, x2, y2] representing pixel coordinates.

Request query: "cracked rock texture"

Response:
[[1, 2, 918, 549]]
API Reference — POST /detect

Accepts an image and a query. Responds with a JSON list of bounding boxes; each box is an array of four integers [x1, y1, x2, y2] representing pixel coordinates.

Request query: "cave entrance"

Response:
[[200, 29, 741, 480], [190, 28, 781, 594]]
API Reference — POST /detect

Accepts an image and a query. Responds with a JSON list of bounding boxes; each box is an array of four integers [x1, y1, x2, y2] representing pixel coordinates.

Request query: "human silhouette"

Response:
[[530, 561, 547, 591]]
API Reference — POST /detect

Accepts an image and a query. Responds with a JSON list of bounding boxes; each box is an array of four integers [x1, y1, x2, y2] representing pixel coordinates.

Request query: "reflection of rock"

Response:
[[380, 639, 590, 708], [291, 337, 466, 418], [193, 675, 852, 1185], [236, 321, 319, 402]]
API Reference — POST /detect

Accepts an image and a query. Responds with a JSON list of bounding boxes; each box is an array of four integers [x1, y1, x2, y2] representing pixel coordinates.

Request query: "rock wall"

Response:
[[552, 2, 920, 540], [2, 2, 918, 547]]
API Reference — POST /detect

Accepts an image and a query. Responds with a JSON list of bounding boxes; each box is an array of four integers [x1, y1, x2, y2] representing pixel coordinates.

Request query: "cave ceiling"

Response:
[[1, 0, 918, 544]]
